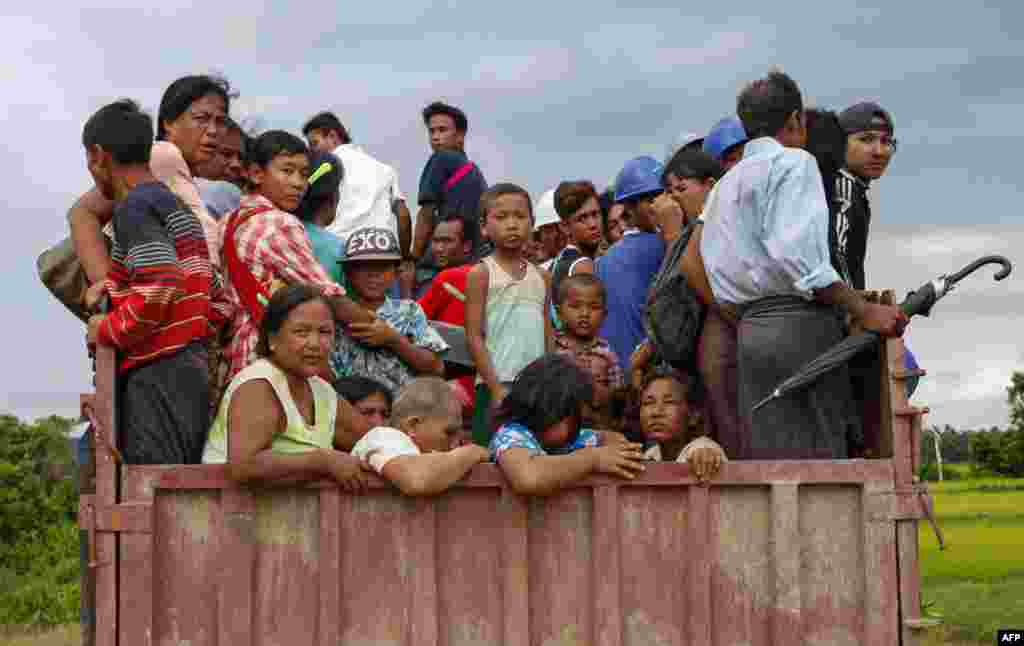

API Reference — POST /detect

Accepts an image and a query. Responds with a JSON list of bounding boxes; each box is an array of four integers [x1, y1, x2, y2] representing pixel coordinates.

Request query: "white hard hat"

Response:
[[533, 188, 560, 230], [664, 131, 704, 161]]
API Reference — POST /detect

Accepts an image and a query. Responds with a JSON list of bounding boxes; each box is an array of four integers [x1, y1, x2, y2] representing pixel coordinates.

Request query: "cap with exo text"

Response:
[[341, 227, 402, 263]]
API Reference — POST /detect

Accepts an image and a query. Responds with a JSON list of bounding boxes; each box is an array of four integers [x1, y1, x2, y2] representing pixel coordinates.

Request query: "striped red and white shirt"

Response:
[[219, 194, 346, 382], [98, 182, 220, 373]]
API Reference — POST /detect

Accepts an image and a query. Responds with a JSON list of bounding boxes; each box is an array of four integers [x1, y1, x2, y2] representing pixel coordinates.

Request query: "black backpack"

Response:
[[643, 223, 706, 372]]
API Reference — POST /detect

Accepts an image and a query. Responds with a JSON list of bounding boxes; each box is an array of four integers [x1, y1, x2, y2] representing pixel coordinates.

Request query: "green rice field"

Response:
[[920, 465, 1024, 644]]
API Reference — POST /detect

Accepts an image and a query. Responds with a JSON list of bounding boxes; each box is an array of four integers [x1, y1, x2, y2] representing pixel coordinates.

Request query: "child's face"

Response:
[[525, 234, 544, 264], [564, 196, 604, 253], [484, 194, 533, 252], [639, 378, 690, 444], [630, 193, 661, 233], [536, 223, 564, 259], [347, 259, 398, 303], [538, 415, 579, 450], [558, 284, 606, 341], [404, 398, 462, 453], [353, 392, 390, 430], [664, 173, 714, 219], [250, 152, 310, 212]]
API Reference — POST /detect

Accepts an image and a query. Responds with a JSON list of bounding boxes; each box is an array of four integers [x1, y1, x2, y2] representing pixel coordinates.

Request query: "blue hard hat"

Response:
[[703, 116, 748, 162], [614, 156, 665, 203]]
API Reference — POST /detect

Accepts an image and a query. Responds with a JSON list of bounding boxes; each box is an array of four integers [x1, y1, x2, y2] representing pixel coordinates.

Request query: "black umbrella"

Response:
[[751, 255, 1013, 413]]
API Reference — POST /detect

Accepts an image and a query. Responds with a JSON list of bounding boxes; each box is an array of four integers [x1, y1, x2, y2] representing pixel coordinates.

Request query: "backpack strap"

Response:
[[444, 162, 476, 191], [222, 204, 275, 325]]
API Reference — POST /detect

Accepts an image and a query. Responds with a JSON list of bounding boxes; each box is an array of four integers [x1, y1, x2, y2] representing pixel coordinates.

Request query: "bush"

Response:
[[970, 428, 1024, 477], [0, 415, 81, 626], [0, 522, 80, 625]]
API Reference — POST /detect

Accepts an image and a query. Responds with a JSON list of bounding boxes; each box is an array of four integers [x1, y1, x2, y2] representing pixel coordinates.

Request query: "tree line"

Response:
[[918, 371, 1024, 478]]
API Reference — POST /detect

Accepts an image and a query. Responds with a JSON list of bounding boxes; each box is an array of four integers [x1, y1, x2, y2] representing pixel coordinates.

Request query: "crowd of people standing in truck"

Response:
[[50, 68, 916, 498]]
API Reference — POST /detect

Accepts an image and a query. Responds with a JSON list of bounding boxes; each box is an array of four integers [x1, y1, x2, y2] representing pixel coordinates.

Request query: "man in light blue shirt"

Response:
[[700, 71, 908, 459]]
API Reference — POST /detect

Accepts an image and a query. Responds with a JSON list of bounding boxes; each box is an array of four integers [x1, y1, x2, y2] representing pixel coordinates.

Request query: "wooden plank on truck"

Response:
[[119, 469, 154, 646], [93, 345, 117, 646]]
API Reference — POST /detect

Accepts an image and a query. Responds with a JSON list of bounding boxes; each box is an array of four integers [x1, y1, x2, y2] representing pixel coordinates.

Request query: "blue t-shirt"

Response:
[[489, 421, 600, 461], [595, 230, 666, 373], [195, 179, 242, 220], [303, 222, 345, 286], [416, 150, 487, 293]]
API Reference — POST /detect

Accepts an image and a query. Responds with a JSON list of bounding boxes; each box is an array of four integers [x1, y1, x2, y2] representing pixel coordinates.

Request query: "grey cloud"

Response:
[[4, 1, 1023, 431]]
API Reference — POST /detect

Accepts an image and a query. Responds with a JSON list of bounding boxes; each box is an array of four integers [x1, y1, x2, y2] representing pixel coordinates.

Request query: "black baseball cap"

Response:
[[839, 102, 894, 135]]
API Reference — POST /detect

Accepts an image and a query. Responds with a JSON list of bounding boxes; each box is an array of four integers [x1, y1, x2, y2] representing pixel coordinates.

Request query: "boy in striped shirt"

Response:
[[84, 100, 218, 464]]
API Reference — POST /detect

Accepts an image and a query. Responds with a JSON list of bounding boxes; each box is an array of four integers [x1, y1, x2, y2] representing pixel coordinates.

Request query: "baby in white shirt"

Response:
[[351, 377, 488, 496]]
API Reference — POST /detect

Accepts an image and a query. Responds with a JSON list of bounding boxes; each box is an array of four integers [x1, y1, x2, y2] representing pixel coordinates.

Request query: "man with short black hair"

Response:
[[831, 102, 897, 290], [411, 101, 488, 297], [700, 71, 908, 460], [82, 99, 218, 464], [196, 116, 244, 219], [417, 213, 478, 407], [302, 111, 412, 258]]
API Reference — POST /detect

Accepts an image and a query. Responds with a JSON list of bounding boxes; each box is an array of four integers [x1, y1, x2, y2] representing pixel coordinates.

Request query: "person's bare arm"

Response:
[[571, 257, 595, 275], [394, 199, 413, 259], [346, 320, 445, 376], [540, 266, 554, 354], [379, 445, 489, 496], [259, 218, 373, 327], [465, 263, 502, 397], [68, 188, 115, 284], [412, 204, 436, 260], [497, 443, 645, 497], [329, 296, 374, 326], [814, 282, 907, 337], [393, 334, 444, 376], [225, 380, 368, 492], [599, 431, 629, 446]]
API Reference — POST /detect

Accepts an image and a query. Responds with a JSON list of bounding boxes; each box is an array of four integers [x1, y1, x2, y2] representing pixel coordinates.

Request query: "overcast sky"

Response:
[[3, 1, 1021, 429]]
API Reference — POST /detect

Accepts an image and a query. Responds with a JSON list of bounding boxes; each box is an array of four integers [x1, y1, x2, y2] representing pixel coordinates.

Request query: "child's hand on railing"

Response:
[[588, 443, 646, 480], [681, 436, 727, 484]]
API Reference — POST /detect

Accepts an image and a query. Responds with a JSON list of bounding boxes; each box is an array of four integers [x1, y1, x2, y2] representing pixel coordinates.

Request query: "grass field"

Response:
[[920, 466, 1024, 644], [0, 625, 78, 646]]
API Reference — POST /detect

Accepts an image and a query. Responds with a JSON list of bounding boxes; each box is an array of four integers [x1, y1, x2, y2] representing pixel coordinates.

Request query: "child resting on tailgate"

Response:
[[333, 376, 393, 430], [351, 377, 488, 496], [490, 354, 645, 496], [638, 368, 727, 483], [552, 273, 624, 431]]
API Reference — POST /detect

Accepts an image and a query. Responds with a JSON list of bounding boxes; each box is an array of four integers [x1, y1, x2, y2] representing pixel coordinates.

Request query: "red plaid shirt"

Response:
[[220, 194, 346, 381], [553, 331, 625, 391]]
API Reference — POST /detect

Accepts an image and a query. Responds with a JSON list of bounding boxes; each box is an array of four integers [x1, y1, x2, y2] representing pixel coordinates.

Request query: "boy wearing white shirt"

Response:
[[352, 377, 488, 496]]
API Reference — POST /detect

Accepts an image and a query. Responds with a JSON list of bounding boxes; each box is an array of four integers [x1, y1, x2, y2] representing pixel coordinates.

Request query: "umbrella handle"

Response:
[[900, 282, 939, 318], [945, 255, 1012, 286]]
